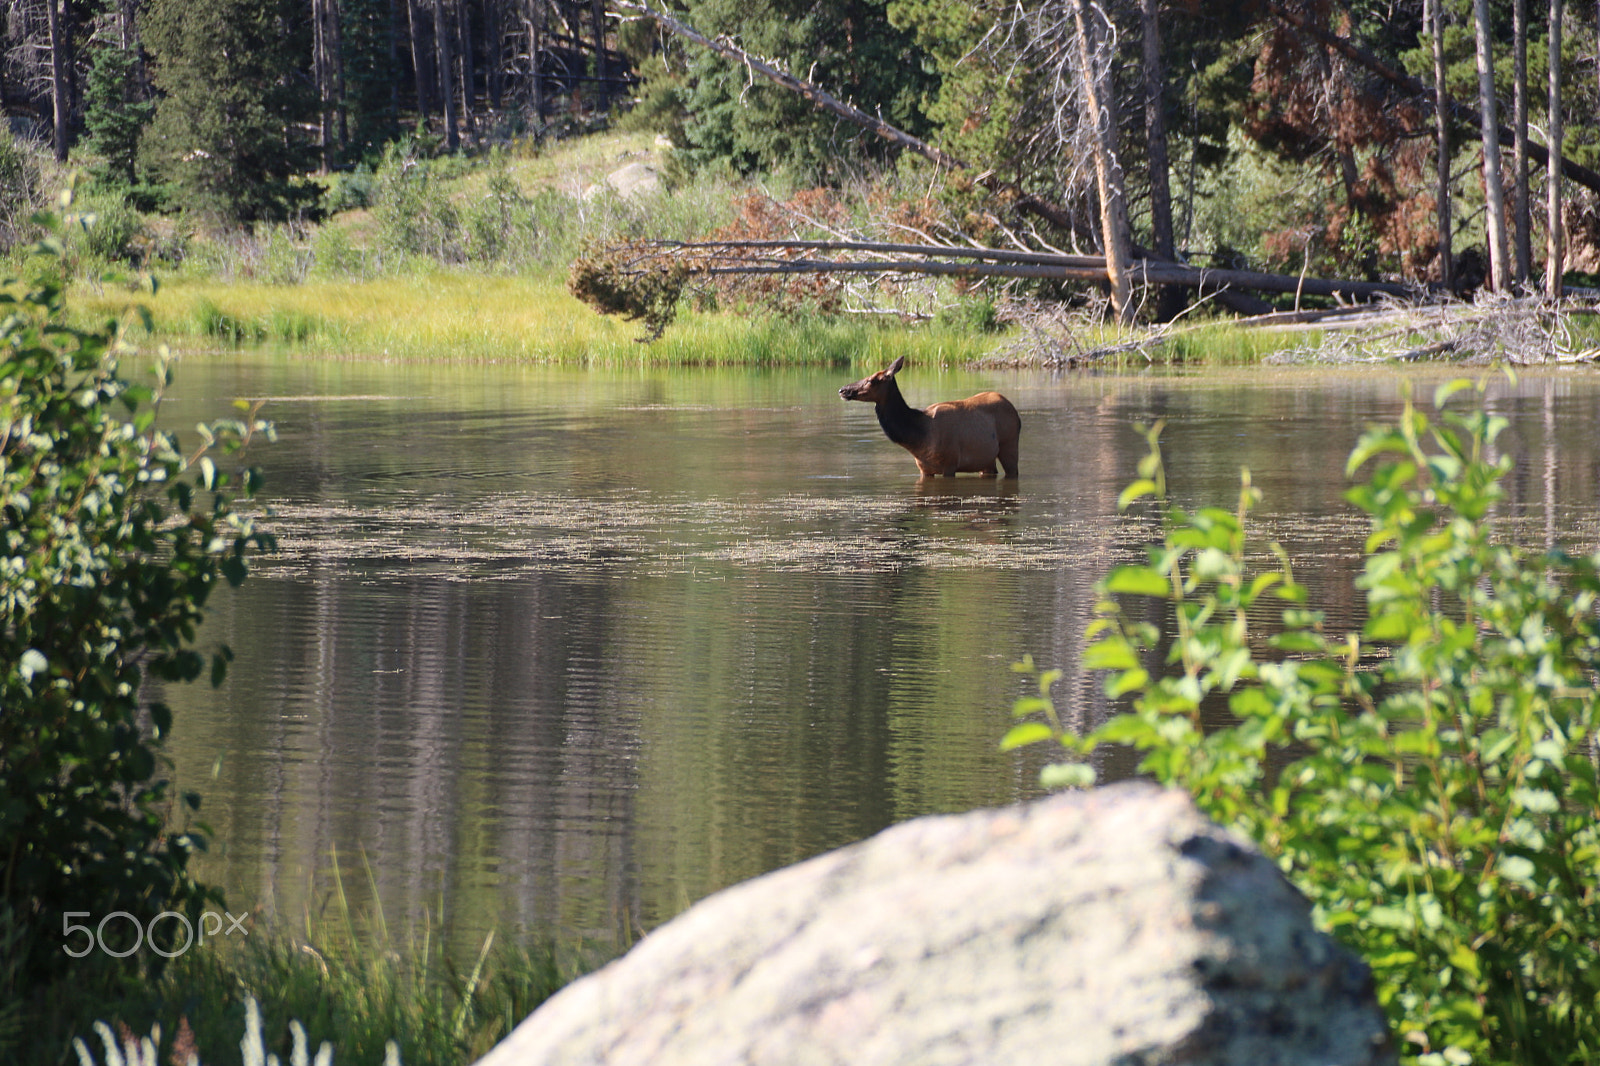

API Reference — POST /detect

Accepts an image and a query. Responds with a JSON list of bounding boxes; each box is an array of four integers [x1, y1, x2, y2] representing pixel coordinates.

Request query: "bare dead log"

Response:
[[653, 239, 1109, 268], [650, 239, 1416, 301]]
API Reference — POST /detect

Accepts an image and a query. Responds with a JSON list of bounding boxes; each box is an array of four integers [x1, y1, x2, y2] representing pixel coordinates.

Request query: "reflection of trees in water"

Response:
[[156, 368, 1600, 961]]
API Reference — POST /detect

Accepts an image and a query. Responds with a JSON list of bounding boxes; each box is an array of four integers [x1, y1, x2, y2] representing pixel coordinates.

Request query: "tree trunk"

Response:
[[313, 0, 348, 160], [527, 0, 546, 129], [407, 0, 435, 124], [46, 0, 68, 162], [314, 0, 332, 167], [1548, 0, 1566, 296], [385, 0, 401, 128], [1513, 0, 1532, 284], [331, 0, 347, 151], [119, 0, 150, 102], [591, 0, 610, 113], [458, 0, 476, 135], [1071, 0, 1134, 324], [118, 0, 136, 50], [434, 0, 459, 149], [1430, 0, 1453, 292], [487, 0, 503, 110], [1473, 0, 1511, 290], [1264, 1, 1600, 197], [1140, 0, 1181, 321]]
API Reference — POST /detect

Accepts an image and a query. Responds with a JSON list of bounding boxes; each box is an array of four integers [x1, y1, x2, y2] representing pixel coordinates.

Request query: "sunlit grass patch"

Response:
[[76, 274, 1006, 368], [1160, 321, 1310, 366]]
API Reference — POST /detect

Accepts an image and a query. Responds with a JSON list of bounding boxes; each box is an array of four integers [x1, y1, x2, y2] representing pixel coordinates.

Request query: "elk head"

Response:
[[838, 356, 906, 403]]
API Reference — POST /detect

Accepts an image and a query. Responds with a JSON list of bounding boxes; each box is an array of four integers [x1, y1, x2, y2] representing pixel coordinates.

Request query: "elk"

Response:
[[839, 356, 1020, 478]]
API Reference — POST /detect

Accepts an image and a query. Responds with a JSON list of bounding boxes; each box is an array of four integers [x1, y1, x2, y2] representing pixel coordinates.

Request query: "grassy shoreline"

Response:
[[75, 273, 1010, 368]]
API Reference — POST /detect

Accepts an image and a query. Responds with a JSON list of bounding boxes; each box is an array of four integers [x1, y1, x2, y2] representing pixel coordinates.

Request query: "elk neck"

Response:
[[873, 378, 929, 448]]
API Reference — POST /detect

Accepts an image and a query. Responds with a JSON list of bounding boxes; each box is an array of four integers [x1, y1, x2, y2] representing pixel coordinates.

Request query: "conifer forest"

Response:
[[4, 0, 1599, 307]]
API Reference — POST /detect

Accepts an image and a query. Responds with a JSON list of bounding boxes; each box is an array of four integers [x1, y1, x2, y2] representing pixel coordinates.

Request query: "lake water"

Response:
[[154, 354, 1600, 958]]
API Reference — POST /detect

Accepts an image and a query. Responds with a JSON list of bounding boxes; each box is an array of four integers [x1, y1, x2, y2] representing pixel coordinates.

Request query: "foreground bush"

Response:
[[0, 215, 272, 1047], [1008, 377, 1600, 1065]]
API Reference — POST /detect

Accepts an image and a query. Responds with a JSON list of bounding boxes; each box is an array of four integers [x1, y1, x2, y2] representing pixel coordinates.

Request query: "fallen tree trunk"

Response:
[[654, 239, 1416, 301], [708, 259, 1411, 300]]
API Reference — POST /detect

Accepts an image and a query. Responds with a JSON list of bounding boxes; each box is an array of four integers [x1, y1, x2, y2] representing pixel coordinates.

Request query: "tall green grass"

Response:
[[1158, 320, 1312, 365], [13, 860, 591, 1066], [76, 274, 1004, 367]]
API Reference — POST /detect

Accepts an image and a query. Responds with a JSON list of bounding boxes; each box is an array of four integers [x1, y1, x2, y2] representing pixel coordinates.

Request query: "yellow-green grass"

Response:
[[1158, 320, 1313, 365], [74, 273, 1007, 368]]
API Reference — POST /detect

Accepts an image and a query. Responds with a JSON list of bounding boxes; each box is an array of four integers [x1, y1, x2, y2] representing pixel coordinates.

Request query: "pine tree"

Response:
[[340, 0, 402, 161], [634, 0, 936, 180], [82, 37, 152, 188], [138, 0, 317, 223]]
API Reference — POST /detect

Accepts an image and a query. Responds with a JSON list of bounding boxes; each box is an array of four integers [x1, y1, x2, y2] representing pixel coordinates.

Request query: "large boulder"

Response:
[[476, 782, 1395, 1066], [583, 161, 661, 202]]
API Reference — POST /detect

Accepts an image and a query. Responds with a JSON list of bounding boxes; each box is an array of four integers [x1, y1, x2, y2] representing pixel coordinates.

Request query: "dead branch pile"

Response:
[[1261, 296, 1600, 365]]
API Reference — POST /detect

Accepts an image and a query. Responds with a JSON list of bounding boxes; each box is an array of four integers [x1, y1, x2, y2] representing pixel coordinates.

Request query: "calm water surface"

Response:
[[155, 355, 1600, 956]]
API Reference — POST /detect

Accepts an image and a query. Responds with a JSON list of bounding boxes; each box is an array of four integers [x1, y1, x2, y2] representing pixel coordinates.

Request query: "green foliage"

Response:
[[62, 187, 147, 269], [321, 163, 378, 215], [934, 296, 1000, 333], [0, 131, 50, 254], [1007, 380, 1600, 1064], [0, 218, 274, 1026], [465, 157, 537, 265], [310, 224, 376, 279], [82, 39, 156, 191], [336, 0, 402, 163], [138, 0, 319, 224], [370, 139, 465, 264], [629, 0, 936, 180]]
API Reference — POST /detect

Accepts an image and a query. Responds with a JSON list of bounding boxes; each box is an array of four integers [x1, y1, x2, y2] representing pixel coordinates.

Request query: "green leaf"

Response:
[[1102, 566, 1171, 598], [1345, 430, 1408, 476], [1498, 854, 1537, 887], [1365, 906, 1415, 930], [220, 555, 248, 587], [1000, 722, 1058, 751], [1511, 787, 1560, 814], [1433, 378, 1474, 411], [1117, 479, 1158, 510], [1084, 637, 1140, 671], [1039, 762, 1096, 789], [1092, 715, 1156, 745], [1244, 572, 1283, 604], [1447, 943, 1481, 978], [1363, 611, 1412, 641], [1269, 632, 1324, 653], [1105, 667, 1149, 698]]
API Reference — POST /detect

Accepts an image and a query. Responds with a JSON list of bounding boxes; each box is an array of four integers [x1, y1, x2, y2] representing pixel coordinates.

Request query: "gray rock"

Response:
[[583, 162, 661, 202], [475, 782, 1395, 1066]]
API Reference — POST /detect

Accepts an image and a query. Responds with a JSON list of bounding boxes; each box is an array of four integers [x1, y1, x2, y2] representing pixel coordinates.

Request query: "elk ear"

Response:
[[886, 356, 906, 376]]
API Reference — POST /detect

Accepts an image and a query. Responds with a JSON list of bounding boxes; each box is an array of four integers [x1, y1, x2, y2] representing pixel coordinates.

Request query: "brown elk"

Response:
[[839, 356, 1020, 478]]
